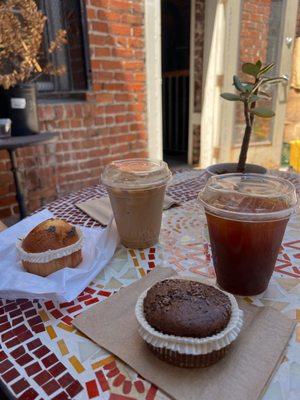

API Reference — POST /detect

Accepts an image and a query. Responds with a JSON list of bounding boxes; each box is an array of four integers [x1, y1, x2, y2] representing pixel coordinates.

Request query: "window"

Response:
[[37, 0, 91, 96]]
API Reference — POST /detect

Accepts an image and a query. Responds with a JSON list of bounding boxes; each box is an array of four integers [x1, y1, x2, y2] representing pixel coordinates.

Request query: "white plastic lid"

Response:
[[198, 173, 298, 221], [101, 158, 172, 189]]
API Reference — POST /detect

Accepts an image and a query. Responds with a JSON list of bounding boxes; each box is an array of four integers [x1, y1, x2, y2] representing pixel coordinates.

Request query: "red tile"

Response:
[[33, 345, 50, 358], [5, 336, 20, 348], [85, 298, 99, 306], [2, 367, 20, 383], [16, 353, 33, 366], [61, 316, 73, 325], [58, 372, 74, 388], [103, 361, 116, 370], [51, 309, 63, 319], [86, 379, 99, 398], [12, 316, 24, 326], [27, 315, 42, 326], [10, 309, 22, 318], [113, 373, 126, 387], [16, 299, 28, 305], [24, 308, 37, 318], [25, 362, 42, 377], [18, 330, 33, 342], [0, 315, 8, 324], [123, 380, 132, 394], [13, 324, 27, 335], [0, 350, 8, 362], [85, 287, 96, 294], [149, 248, 156, 254], [0, 322, 11, 333], [43, 378, 60, 396], [96, 370, 109, 392], [98, 290, 111, 297], [19, 387, 38, 400], [42, 353, 58, 368], [148, 253, 155, 260], [1, 330, 15, 342], [0, 307, 4, 315], [49, 362, 66, 377], [44, 300, 55, 310], [32, 323, 45, 333], [34, 370, 52, 386], [51, 392, 69, 400], [10, 345, 25, 359], [27, 338, 42, 351], [4, 303, 18, 312], [148, 261, 155, 269], [145, 384, 158, 400], [77, 294, 92, 302], [134, 380, 145, 394], [59, 301, 74, 308], [66, 380, 83, 397], [107, 368, 119, 378], [11, 377, 30, 395], [66, 304, 82, 314], [0, 359, 13, 373], [19, 301, 33, 311]]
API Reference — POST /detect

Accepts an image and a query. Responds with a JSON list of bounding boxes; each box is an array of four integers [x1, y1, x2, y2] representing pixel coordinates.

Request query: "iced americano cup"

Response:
[[198, 173, 297, 296], [101, 159, 172, 249]]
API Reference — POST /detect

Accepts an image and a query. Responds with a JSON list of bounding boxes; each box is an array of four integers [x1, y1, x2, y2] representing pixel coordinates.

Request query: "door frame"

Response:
[[145, 0, 163, 160]]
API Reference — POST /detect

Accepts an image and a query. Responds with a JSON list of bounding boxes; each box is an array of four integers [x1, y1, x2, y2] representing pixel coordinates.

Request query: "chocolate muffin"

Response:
[[143, 279, 231, 338], [135, 278, 243, 368]]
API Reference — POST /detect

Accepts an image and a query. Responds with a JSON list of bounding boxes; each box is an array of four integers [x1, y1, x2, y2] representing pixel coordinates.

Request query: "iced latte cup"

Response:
[[101, 159, 172, 249], [199, 174, 297, 296]]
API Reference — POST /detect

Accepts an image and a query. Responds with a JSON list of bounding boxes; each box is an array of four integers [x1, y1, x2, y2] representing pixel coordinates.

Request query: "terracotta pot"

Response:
[[206, 163, 267, 176]]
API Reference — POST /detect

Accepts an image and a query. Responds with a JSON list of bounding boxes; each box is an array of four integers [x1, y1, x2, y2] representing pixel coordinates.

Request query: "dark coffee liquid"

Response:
[[206, 212, 289, 295]]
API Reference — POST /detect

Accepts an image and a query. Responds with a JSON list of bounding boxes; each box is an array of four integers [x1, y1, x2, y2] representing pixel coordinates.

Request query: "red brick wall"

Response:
[[0, 0, 147, 219]]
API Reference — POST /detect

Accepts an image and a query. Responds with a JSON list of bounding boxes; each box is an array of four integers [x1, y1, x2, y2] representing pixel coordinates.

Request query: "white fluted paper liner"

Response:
[[135, 284, 244, 355], [16, 227, 83, 263]]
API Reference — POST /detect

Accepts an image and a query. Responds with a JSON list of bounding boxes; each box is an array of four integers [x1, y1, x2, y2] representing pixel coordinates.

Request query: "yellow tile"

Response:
[[138, 267, 146, 277], [92, 355, 115, 370], [133, 258, 139, 267], [39, 310, 50, 322], [57, 339, 69, 356], [75, 329, 86, 338], [296, 326, 300, 343], [69, 355, 85, 373], [129, 249, 136, 257], [140, 252, 146, 260], [46, 325, 57, 340], [296, 309, 300, 322], [57, 322, 75, 333]]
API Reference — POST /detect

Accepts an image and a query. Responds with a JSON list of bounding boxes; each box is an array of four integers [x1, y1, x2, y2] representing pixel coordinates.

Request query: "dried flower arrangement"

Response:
[[0, 0, 67, 89]]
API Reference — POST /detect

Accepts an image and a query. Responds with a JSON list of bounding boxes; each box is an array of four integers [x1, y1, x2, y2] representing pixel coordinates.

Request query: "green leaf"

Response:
[[233, 75, 246, 92], [251, 107, 275, 118], [243, 83, 254, 92], [256, 60, 262, 69], [257, 63, 275, 77], [242, 63, 260, 77], [220, 93, 242, 101]]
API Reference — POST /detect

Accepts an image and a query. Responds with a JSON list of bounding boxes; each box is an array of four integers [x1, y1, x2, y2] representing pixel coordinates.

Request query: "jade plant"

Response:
[[221, 61, 288, 172]]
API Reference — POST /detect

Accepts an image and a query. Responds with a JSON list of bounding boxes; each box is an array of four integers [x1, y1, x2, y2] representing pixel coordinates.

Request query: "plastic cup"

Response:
[[198, 173, 297, 296], [101, 158, 172, 249]]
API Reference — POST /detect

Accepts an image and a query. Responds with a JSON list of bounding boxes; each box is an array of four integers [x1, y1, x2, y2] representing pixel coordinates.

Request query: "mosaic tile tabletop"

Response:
[[1, 169, 300, 400]]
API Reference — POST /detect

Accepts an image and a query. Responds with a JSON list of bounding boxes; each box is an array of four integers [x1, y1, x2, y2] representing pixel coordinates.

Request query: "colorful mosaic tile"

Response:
[[0, 169, 300, 399]]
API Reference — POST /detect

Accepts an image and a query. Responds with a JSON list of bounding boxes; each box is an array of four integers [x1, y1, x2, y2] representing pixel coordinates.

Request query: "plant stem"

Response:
[[237, 101, 252, 172]]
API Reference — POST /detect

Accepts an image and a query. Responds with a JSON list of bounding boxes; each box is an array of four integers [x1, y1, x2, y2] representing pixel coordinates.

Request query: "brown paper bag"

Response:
[[76, 195, 180, 226], [73, 268, 295, 400]]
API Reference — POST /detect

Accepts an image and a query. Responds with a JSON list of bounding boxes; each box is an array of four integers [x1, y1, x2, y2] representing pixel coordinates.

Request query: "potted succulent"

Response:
[[206, 60, 288, 175], [0, 0, 66, 136]]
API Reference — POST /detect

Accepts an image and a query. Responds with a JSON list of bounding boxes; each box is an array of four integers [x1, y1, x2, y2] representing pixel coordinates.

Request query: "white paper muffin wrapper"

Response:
[[16, 227, 83, 263], [135, 282, 244, 355]]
